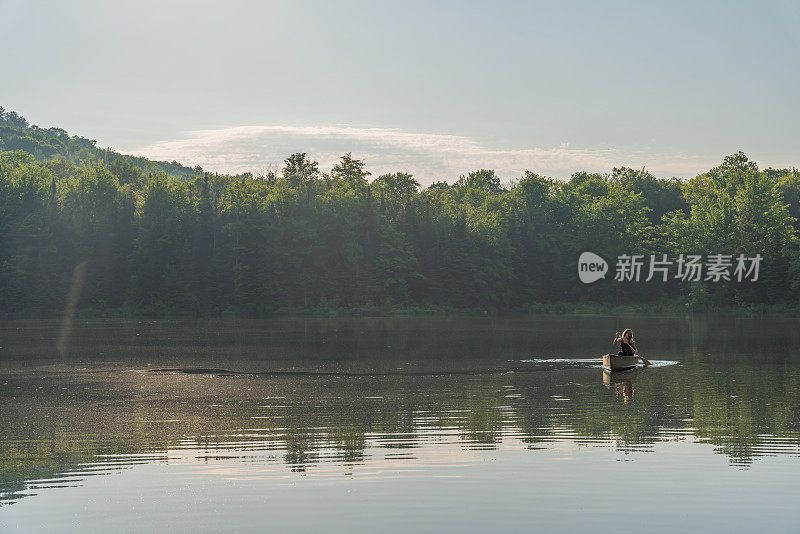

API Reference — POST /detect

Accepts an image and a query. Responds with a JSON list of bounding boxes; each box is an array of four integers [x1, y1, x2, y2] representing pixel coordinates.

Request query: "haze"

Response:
[[2, 0, 799, 183]]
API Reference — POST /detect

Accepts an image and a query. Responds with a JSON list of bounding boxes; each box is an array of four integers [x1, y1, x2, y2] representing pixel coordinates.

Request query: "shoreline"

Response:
[[3, 300, 800, 321]]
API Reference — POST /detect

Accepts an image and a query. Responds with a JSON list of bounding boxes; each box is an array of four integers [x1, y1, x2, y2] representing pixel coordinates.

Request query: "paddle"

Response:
[[637, 353, 652, 366]]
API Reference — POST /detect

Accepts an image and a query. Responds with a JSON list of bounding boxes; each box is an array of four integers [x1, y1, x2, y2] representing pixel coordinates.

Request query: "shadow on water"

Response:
[[1, 315, 800, 506]]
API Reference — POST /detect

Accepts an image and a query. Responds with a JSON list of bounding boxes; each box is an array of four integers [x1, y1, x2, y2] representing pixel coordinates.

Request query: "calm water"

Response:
[[1, 315, 800, 533]]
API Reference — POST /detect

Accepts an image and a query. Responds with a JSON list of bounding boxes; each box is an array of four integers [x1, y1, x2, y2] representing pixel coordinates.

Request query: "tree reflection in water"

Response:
[[2, 315, 800, 506]]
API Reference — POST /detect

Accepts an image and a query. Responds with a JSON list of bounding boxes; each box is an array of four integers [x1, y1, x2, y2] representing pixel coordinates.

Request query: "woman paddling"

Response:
[[613, 329, 651, 365]]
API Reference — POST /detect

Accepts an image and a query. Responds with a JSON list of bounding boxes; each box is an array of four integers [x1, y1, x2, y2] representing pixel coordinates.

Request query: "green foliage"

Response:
[[0, 107, 198, 180], [611, 166, 687, 223], [0, 108, 798, 315]]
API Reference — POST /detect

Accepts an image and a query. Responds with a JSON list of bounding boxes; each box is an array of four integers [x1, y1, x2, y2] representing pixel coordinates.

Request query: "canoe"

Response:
[[602, 354, 639, 371]]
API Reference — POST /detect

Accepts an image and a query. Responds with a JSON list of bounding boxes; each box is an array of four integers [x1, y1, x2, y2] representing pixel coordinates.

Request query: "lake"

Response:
[[1, 315, 800, 533]]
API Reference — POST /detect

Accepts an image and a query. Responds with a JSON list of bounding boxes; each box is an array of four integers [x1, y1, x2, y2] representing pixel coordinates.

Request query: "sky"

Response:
[[1, 0, 799, 184]]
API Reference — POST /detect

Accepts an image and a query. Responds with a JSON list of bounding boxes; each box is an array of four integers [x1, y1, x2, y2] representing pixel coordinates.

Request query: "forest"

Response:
[[1, 108, 799, 316]]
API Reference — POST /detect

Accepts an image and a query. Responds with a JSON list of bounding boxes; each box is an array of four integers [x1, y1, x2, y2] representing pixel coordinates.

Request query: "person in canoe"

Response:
[[612, 329, 651, 365], [613, 329, 637, 356]]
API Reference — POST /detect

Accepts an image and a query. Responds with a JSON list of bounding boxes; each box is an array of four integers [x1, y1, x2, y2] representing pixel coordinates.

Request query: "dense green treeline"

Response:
[[1, 111, 799, 316]]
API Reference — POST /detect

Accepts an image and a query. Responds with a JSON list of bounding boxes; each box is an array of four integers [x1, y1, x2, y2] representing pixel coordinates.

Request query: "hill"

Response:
[[0, 106, 198, 180]]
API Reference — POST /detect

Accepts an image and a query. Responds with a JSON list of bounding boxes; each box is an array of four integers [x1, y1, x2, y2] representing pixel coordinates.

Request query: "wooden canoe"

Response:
[[602, 354, 639, 371]]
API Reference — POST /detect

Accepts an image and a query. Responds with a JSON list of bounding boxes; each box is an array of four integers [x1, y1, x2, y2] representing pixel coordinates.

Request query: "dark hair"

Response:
[[622, 328, 633, 340]]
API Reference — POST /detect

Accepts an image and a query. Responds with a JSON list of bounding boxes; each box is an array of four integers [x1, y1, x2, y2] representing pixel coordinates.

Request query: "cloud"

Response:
[[126, 124, 715, 184]]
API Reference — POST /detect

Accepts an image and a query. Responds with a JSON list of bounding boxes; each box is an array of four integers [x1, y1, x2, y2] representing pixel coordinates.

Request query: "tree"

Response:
[[283, 153, 320, 186]]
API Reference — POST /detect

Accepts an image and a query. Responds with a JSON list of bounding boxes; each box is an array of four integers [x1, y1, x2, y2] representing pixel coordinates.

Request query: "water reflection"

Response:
[[603, 368, 638, 402], [1, 315, 800, 509]]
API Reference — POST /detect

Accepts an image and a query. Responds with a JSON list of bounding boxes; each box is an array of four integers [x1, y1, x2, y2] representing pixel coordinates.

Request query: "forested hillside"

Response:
[[0, 107, 198, 179], [1, 108, 799, 316]]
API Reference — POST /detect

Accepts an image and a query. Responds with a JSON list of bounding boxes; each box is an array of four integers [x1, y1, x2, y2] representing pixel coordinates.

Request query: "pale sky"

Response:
[[2, 0, 799, 184]]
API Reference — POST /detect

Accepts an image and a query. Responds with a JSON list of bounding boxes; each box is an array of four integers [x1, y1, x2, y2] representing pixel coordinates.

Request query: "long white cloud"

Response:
[[127, 124, 715, 184]]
